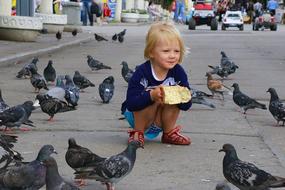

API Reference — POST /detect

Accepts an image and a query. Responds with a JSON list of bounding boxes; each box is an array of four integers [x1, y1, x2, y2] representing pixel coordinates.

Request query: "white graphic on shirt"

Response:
[[140, 77, 180, 90]]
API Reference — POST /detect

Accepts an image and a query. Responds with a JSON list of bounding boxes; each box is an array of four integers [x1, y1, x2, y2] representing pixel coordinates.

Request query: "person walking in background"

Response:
[[81, 0, 93, 26], [148, 1, 162, 21], [102, 3, 111, 23], [253, 0, 263, 18], [174, 0, 185, 23], [267, 0, 278, 16]]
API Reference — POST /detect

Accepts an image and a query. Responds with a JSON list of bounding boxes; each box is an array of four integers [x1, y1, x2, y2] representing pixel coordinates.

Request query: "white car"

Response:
[[221, 11, 244, 31]]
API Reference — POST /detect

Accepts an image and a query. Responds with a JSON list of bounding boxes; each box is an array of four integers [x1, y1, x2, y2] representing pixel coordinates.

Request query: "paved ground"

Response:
[[0, 23, 285, 190]]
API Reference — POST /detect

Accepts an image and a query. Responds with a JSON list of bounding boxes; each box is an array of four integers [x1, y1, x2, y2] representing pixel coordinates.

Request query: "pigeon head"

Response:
[[36, 94, 46, 103], [267, 88, 279, 101], [22, 101, 36, 111], [87, 55, 93, 62], [74, 71, 80, 76], [65, 75, 72, 82], [32, 57, 39, 64], [36, 144, 57, 162], [128, 140, 144, 149], [68, 138, 78, 148], [231, 83, 239, 89], [121, 61, 128, 67], [221, 51, 226, 57], [29, 66, 38, 74], [47, 60, 53, 66], [103, 76, 114, 84], [219, 144, 239, 165]]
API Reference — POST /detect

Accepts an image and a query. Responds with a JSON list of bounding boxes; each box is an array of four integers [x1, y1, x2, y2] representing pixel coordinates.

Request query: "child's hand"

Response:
[[150, 86, 164, 103]]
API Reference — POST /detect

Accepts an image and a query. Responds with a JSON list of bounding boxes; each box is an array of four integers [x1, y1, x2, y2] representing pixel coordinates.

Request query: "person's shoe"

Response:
[[161, 126, 191, 145], [128, 130, 144, 147]]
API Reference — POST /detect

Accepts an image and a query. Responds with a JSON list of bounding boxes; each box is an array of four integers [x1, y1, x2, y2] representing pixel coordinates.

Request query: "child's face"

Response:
[[150, 39, 181, 70]]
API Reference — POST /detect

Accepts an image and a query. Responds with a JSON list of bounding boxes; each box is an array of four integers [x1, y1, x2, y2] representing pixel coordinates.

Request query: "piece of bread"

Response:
[[162, 86, 191, 105]]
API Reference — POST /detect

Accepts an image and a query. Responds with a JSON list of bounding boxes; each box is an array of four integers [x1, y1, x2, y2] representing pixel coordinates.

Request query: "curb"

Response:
[[0, 36, 92, 67]]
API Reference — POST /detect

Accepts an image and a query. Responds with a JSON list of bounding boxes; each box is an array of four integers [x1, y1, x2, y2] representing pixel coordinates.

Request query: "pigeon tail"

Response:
[[57, 105, 76, 113], [269, 176, 285, 188]]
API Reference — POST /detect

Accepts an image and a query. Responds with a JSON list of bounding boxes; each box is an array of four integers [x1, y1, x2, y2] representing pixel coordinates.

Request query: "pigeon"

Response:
[[44, 157, 80, 190], [0, 134, 23, 171], [56, 31, 62, 40], [191, 88, 215, 109], [73, 71, 95, 91], [232, 83, 266, 114], [220, 51, 239, 74], [72, 29, 77, 36], [64, 75, 80, 107], [36, 94, 75, 121], [267, 88, 285, 126], [30, 67, 49, 93], [208, 65, 231, 79], [206, 72, 232, 100], [65, 138, 105, 186], [215, 182, 231, 190], [118, 34, 124, 43], [94, 33, 108, 42], [219, 143, 285, 190], [99, 76, 115, 103], [40, 28, 48, 34], [118, 29, 127, 37], [0, 89, 9, 113], [44, 60, 57, 84], [16, 57, 39, 79], [86, 55, 112, 71], [0, 144, 57, 190], [0, 101, 35, 131], [112, 34, 117, 41], [74, 141, 143, 190], [121, 61, 134, 83]]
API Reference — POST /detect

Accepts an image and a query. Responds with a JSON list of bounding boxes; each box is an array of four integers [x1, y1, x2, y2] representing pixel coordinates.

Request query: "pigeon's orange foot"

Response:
[[19, 127, 31, 131], [74, 179, 87, 186], [47, 117, 54, 122]]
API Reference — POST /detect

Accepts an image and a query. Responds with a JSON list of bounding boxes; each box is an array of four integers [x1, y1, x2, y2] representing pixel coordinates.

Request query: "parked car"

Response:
[[188, 0, 218, 30], [252, 11, 277, 31], [221, 11, 244, 31]]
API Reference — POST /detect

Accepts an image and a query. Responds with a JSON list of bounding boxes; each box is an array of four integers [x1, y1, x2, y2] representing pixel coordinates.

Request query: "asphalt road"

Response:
[[0, 23, 285, 190]]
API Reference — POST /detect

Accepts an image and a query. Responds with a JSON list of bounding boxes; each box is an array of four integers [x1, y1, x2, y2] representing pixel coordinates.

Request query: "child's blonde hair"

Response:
[[144, 22, 186, 64]]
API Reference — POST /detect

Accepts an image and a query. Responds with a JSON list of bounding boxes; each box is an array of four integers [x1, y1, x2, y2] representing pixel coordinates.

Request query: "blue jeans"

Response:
[[174, 2, 185, 22], [81, 2, 93, 26]]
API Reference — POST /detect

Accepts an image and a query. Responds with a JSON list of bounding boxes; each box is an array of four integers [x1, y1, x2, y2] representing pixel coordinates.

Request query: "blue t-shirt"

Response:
[[125, 60, 192, 112]]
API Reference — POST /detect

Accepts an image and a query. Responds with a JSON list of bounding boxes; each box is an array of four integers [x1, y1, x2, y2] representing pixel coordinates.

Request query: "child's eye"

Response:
[[175, 50, 180, 53], [162, 50, 169, 52]]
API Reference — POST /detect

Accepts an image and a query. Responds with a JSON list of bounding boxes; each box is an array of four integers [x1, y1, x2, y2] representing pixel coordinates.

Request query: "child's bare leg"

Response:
[[133, 102, 160, 131], [160, 104, 180, 133]]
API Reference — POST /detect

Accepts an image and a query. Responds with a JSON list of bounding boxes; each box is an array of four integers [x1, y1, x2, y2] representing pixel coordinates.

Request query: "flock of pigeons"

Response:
[[0, 27, 285, 190], [0, 28, 146, 190]]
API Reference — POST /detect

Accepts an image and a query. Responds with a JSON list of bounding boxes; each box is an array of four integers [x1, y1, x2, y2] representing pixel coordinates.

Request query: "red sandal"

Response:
[[161, 126, 191, 145], [128, 130, 144, 147]]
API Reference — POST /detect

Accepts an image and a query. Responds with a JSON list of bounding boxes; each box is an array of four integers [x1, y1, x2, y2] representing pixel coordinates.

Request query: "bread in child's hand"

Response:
[[162, 86, 191, 105]]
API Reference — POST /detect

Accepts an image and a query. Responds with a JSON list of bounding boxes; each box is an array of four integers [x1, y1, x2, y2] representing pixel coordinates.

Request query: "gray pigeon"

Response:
[[44, 60, 57, 83], [56, 31, 62, 40], [86, 55, 112, 71], [16, 57, 39, 79], [0, 101, 35, 131], [94, 33, 108, 41], [219, 143, 285, 190], [44, 157, 80, 190], [121, 61, 134, 83], [30, 67, 49, 93], [232, 83, 266, 114], [118, 34, 124, 43], [118, 29, 127, 37], [0, 144, 57, 189], [64, 75, 80, 107], [74, 141, 143, 190], [0, 134, 23, 172], [99, 76, 115, 103], [267, 88, 285, 126], [220, 51, 239, 75], [73, 71, 95, 91], [191, 88, 215, 109], [36, 94, 75, 122], [112, 34, 117, 41], [0, 89, 9, 113]]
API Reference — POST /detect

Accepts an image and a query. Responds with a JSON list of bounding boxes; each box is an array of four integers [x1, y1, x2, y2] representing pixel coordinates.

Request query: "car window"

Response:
[[227, 14, 240, 18]]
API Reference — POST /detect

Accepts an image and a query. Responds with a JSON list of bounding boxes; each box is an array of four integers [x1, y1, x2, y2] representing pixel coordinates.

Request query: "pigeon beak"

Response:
[[266, 90, 269, 93], [218, 148, 224, 152], [53, 150, 58, 154]]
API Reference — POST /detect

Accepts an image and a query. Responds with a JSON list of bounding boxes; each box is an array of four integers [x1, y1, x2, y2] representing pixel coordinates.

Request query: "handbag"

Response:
[[90, 2, 102, 17]]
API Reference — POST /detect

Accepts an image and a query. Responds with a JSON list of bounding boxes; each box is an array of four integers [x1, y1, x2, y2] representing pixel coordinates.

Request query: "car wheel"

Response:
[[221, 24, 226, 30], [188, 18, 196, 30], [270, 23, 277, 31], [210, 19, 218, 30], [239, 25, 244, 31]]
